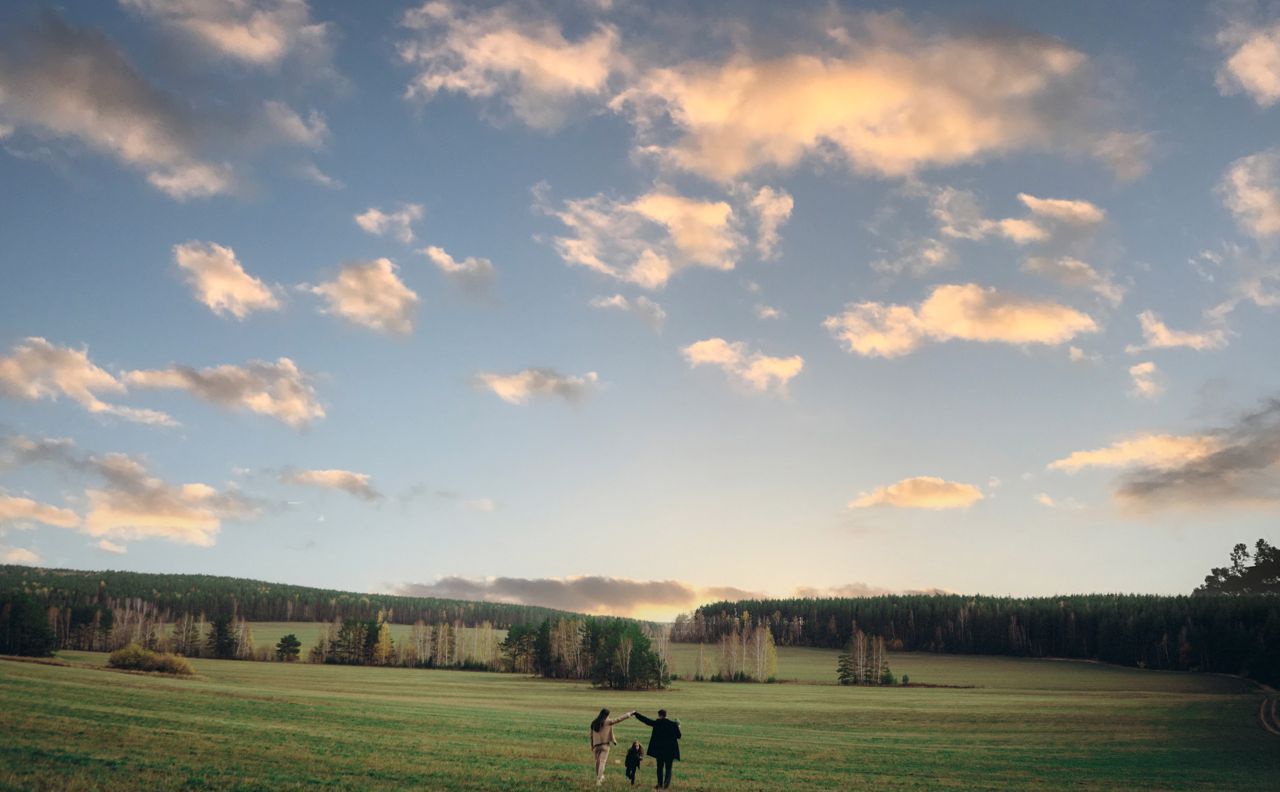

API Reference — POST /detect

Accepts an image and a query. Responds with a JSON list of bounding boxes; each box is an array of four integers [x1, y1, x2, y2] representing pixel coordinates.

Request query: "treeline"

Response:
[[675, 594, 1280, 684], [501, 617, 670, 689], [0, 565, 569, 627], [308, 619, 503, 670]]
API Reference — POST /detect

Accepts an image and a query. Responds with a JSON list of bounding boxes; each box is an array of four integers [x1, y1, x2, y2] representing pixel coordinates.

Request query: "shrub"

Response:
[[108, 643, 195, 676], [902, 674, 910, 686]]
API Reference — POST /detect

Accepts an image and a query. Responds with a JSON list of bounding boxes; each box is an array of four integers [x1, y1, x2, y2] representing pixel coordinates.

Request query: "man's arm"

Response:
[[673, 723, 682, 740], [634, 713, 655, 726]]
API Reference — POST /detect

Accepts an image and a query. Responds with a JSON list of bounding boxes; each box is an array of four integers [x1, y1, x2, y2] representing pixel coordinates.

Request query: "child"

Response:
[[624, 741, 644, 785]]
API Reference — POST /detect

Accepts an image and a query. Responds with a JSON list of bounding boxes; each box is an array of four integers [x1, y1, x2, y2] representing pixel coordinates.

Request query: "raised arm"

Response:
[[634, 712, 655, 726], [606, 710, 635, 726]]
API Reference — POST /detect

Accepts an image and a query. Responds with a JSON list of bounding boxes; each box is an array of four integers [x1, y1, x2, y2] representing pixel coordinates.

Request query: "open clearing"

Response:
[[2, 646, 1276, 791]]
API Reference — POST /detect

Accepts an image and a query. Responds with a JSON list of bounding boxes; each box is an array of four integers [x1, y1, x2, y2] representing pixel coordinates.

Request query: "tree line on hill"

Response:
[[671, 539, 1280, 684], [0, 566, 567, 627]]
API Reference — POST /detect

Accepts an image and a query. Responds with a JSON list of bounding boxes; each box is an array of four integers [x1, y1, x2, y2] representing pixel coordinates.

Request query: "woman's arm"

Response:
[[606, 711, 635, 726]]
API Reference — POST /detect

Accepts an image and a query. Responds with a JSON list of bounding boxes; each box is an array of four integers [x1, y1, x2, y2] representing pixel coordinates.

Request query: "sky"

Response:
[[1, 0, 1279, 621]]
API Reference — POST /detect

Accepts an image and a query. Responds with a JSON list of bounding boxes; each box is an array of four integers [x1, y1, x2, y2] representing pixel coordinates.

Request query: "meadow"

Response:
[[1, 645, 1274, 791]]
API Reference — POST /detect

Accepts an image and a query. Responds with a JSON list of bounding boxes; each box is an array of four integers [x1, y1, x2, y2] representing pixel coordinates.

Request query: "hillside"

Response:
[[0, 565, 573, 627]]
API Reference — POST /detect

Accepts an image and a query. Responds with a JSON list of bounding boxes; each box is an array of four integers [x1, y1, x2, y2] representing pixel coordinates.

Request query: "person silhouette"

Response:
[[634, 709, 681, 788]]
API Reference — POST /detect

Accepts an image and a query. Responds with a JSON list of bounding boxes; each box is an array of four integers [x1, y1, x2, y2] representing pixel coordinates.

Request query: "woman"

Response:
[[589, 707, 635, 786]]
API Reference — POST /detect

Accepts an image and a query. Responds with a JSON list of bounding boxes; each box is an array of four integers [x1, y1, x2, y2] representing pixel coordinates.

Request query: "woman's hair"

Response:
[[591, 708, 609, 733]]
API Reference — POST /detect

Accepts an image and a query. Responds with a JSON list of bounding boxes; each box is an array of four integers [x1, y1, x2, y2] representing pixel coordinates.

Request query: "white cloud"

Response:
[[1, 546, 40, 565], [399, 1, 622, 129], [1219, 148, 1280, 238], [262, 100, 328, 148], [422, 245, 495, 297], [682, 338, 803, 393], [476, 368, 599, 404], [460, 497, 496, 512], [174, 241, 281, 319], [849, 476, 984, 510], [754, 304, 783, 320], [3, 435, 258, 548], [589, 294, 666, 330], [871, 237, 952, 276], [0, 337, 174, 426], [1128, 361, 1163, 400], [540, 186, 743, 289], [282, 468, 380, 500], [610, 15, 1130, 181], [126, 357, 323, 428], [1022, 256, 1124, 306], [121, 0, 333, 69], [1216, 17, 1280, 106], [1034, 492, 1056, 508], [824, 283, 1097, 358], [1017, 193, 1106, 226], [305, 259, 419, 335], [355, 204, 424, 244], [95, 539, 127, 554], [0, 495, 80, 528], [0, 14, 232, 198], [1126, 310, 1228, 353], [1048, 434, 1222, 472], [749, 186, 794, 258], [296, 161, 342, 189]]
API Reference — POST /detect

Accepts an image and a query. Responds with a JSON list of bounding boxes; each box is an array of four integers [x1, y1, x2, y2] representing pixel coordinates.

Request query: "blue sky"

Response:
[[1, 0, 1279, 619]]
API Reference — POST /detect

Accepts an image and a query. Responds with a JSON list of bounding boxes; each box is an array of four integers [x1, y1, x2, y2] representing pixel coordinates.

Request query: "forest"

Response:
[[0, 565, 567, 626], [675, 593, 1280, 684]]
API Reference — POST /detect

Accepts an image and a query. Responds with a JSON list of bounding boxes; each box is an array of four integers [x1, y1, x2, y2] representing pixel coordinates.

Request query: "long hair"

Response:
[[591, 708, 609, 733]]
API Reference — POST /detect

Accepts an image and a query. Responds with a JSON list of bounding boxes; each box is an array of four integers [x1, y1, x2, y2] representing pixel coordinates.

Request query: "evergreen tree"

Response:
[[275, 633, 302, 662]]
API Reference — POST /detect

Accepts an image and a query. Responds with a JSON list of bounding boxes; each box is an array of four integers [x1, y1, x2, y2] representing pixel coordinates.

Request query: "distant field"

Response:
[[1, 648, 1274, 790]]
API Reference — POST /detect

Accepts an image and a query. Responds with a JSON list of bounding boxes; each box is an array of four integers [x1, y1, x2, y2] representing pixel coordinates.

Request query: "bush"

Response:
[[108, 643, 195, 676]]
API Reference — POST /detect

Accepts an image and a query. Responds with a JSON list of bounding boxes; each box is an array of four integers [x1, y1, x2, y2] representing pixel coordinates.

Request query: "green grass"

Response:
[[0, 647, 1273, 790]]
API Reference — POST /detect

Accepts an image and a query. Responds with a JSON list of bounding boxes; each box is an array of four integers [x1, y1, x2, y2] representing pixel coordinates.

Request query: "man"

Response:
[[634, 709, 681, 789]]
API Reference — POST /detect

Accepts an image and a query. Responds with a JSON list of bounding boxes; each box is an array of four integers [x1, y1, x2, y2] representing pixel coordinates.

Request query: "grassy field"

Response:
[[1, 647, 1275, 791]]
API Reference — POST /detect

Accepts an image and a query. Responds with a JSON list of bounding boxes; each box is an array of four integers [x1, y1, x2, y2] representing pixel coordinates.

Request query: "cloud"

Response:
[[398, 1, 622, 129], [1216, 15, 1280, 106], [1022, 256, 1124, 306], [354, 204, 424, 244], [1125, 310, 1228, 353], [121, 0, 333, 69], [261, 100, 328, 148], [539, 186, 744, 289], [849, 476, 984, 509], [0, 337, 175, 426], [125, 357, 323, 428], [174, 241, 281, 319], [305, 259, 419, 335], [0, 13, 233, 199], [824, 283, 1097, 358], [422, 245, 496, 297], [460, 497, 495, 512], [0, 546, 40, 565], [1017, 193, 1106, 226], [749, 186, 794, 258], [95, 539, 126, 554], [589, 294, 666, 330], [871, 237, 952, 276], [790, 582, 948, 598], [1034, 492, 1056, 508], [682, 338, 803, 393], [475, 368, 599, 404], [1219, 148, 1280, 238], [1047, 433, 1222, 472], [296, 161, 342, 188], [0, 494, 79, 528], [1128, 361, 1163, 400], [754, 304, 782, 320], [1113, 398, 1280, 510], [281, 468, 380, 501], [610, 14, 1131, 181], [394, 575, 705, 617], [3, 434, 257, 546]]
